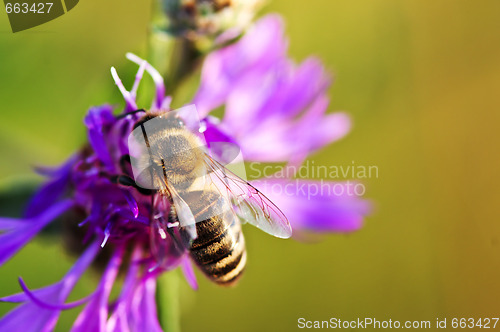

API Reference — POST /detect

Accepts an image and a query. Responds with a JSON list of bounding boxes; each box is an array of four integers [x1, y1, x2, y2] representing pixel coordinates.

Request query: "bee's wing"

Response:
[[149, 194, 188, 271], [204, 154, 292, 239], [159, 179, 199, 243], [171, 188, 197, 231]]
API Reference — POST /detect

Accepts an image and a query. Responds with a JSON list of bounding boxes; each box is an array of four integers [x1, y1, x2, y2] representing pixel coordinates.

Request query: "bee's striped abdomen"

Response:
[[189, 215, 246, 285], [179, 190, 247, 286]]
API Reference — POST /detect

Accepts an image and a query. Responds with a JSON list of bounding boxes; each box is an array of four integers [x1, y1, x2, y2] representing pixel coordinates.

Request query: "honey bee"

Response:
[[120, 108, 292, 286]]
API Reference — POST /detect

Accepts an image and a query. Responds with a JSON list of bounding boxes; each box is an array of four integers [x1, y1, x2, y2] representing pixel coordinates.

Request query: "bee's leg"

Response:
[[115, 109, 147, 120], [111, 174, 154, 196], [119, 154, 132, 174], [166, 209, 189, 251], [165, 223, 186, 253]]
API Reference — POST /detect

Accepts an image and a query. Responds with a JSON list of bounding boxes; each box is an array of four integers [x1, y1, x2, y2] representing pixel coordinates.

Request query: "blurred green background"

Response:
[[1, 0, 500, 331]]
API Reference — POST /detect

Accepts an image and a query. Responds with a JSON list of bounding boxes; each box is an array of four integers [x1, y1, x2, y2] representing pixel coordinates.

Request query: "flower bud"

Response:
[[161, 0, 265, 41]]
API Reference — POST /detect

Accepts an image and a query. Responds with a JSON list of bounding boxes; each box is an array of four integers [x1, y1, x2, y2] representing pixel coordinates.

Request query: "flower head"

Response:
[[0, 14, 370, 330], [162, 0, 265, 41]]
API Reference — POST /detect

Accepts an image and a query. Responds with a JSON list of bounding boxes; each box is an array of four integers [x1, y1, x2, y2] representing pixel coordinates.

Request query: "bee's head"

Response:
[[133, 112, 185, 131], [130, 111, 205, 190]]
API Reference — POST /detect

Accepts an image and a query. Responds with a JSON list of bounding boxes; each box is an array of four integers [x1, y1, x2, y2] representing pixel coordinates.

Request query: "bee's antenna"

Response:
[[115, 109, 147, 120], [110, 174, 153, 196]]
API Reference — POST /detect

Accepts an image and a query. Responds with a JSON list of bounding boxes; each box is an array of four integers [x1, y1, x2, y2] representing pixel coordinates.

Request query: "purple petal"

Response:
[[193, 14, 288, 117], [110, 67, 138, 111], [222, 66, 289, 133], [0, 298, 59, 332], [223, 57, 330, 132], [181, 256, 198, 290], [25, 154, 78, 218], [253, 179, 371, 233], [17, 278, 94, 310], [0, 218, 25, 231], [202, 117, 235, 145], [107, 249, 162, 332], [235, 97, 350, 163], [273, 57, 331, 119], [121, 190, 139, 218], [107, 249, 141, 332], [0, 283, 61, 304], [130, 277, 163, 332], [126, 53, 165, 111], [215, 53, 342, 163], [306, 112, 351, 152], [130, 60, 147, 99], [0, 199, 73, 266], [84, 105, 116, 172], [0, 241, 100, 332], [71, 247, 123, 332], [193, 14, 347, 164], [202, 117, 242, 165]]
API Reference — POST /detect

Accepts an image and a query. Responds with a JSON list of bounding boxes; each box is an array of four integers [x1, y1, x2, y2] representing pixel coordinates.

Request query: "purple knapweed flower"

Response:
[[0, 14, 370, 331], [193, 14, 352, 165]]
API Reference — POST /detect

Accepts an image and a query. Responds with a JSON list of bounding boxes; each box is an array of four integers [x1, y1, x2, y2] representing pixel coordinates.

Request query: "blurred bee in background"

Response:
[[117, 109, 291, 286]]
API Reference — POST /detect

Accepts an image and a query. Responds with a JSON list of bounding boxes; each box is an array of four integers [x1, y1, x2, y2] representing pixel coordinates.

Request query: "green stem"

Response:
[[148, 0, 202, 95], [156, 271, 181, 332], [149, 32, 202, 94], [147, 3, 197, 332]]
